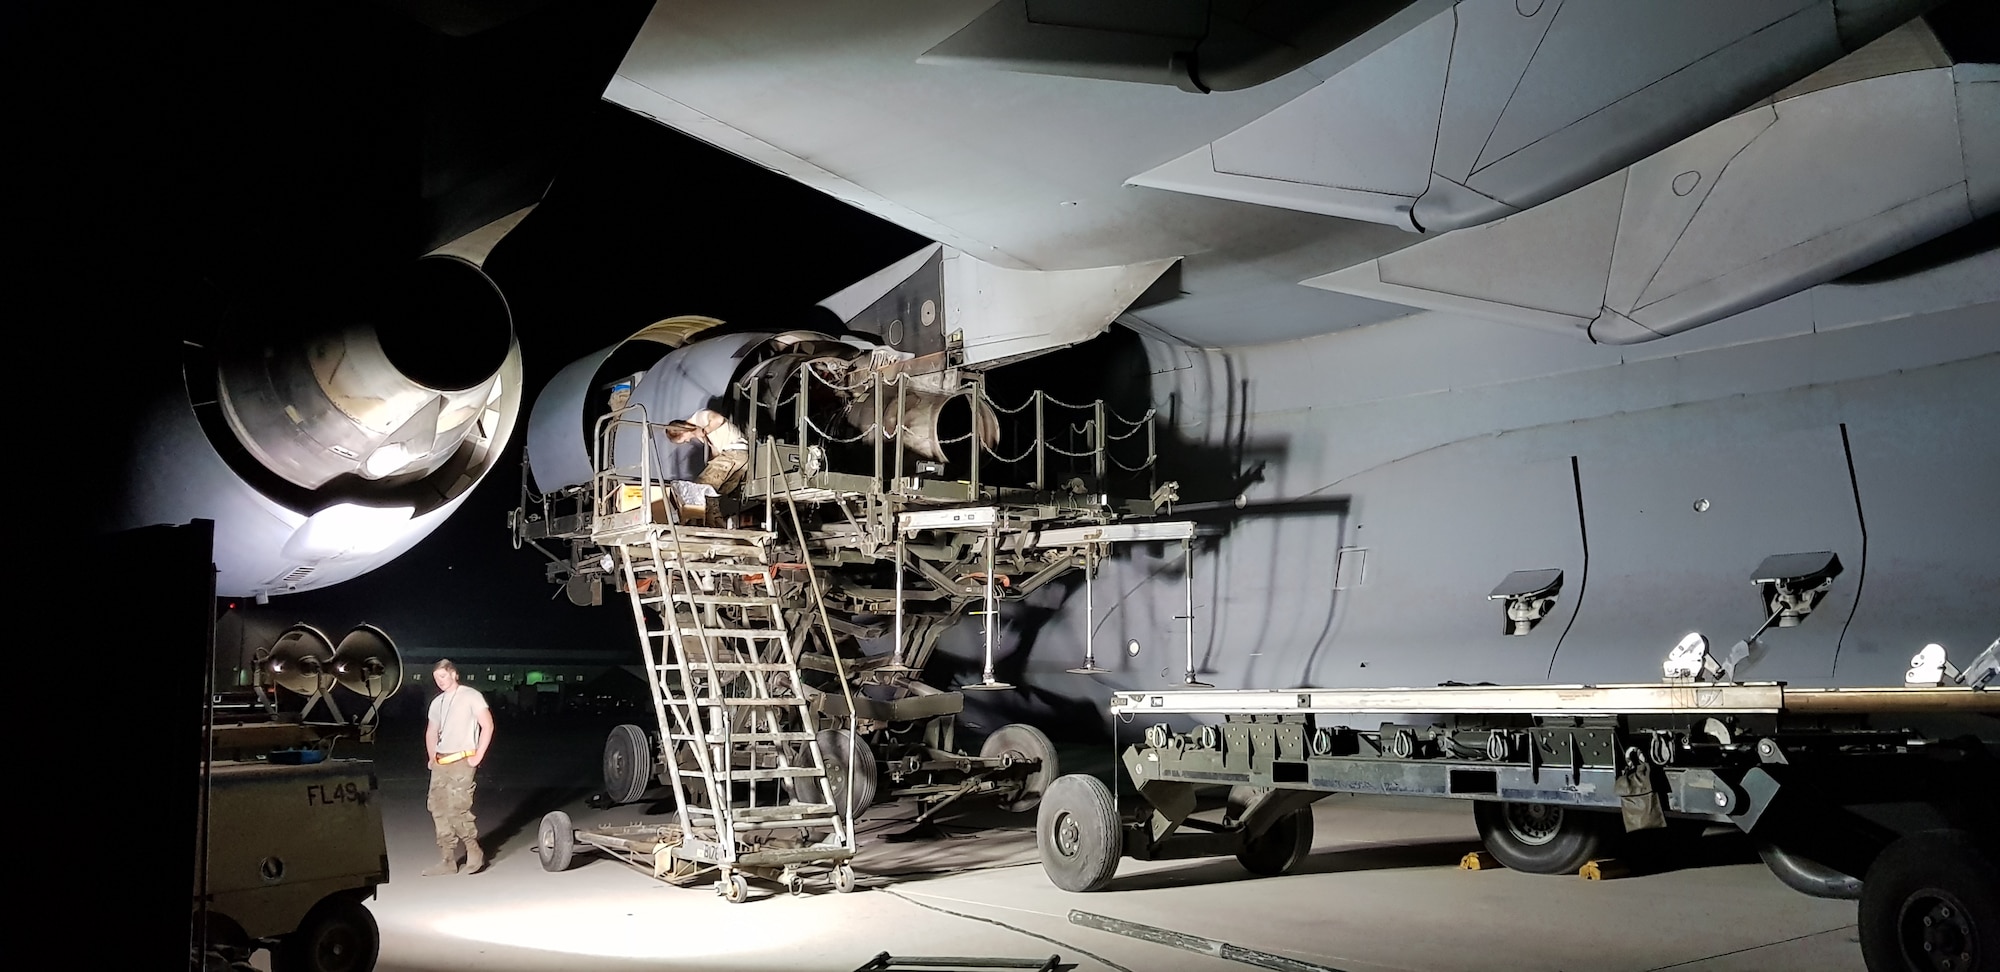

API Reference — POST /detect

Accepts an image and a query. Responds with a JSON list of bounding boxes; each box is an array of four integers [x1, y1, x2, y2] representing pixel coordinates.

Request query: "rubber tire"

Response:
[[1237, 806, 1315, 877], [980, 723, 1060, 813], [833, 862, 858, 894], [722, 874, 751, 903], [1859, 829, 1999, 972], [1472, 800, 1613, 875], [272, 895, 378, 972], [1037, 774, 1121, 892], [537, 810, 576, 873], [602, 724, 653, 805], [811, 728, 879, 814]]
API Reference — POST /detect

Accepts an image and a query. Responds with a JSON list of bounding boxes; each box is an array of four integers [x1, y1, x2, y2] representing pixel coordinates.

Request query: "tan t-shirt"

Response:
[[691, 409, 747, 453], [427, 685, 488, 754]]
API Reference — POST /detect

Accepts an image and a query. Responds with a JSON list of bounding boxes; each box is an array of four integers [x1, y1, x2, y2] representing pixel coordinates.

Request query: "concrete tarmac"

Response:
[[276, 712, 1866, 972]]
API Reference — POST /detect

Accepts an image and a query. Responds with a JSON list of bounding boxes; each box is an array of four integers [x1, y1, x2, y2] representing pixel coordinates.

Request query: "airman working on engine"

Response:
[[664, 408, 749, 525]]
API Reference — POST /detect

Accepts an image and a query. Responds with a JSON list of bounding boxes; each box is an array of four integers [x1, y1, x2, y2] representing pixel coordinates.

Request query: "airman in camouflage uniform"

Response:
[[423, 659, 492, 875]]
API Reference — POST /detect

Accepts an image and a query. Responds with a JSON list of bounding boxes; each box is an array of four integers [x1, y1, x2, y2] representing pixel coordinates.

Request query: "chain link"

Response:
[[980, 390, 1036, 415], [1035, 392, 1100, 410], [984, 441, 1040, 464], [801, 414, 880, 444]]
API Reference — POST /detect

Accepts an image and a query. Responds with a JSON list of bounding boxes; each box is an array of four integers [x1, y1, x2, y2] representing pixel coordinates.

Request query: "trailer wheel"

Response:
[[1238, 806, 1315, 877], [1860, 829, 1998, 972], [812, 729, 878, 814], [602, 724, 652, 805], [1038, 774, 1121, 892], [537, 810, 576, 873], [981, 723, 1060, 813], [272, 894, 378, 972], [1473, 800, 1611, 875]]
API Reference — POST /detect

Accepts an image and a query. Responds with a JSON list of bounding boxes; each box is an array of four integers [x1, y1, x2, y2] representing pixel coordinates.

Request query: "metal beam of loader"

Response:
[[1041, 636, 1998, 972], [1111, 682, 1998, 717]]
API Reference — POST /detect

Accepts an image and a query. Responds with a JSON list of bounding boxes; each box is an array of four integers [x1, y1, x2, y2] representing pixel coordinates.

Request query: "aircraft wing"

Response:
[[607, 0, 1985, 349]]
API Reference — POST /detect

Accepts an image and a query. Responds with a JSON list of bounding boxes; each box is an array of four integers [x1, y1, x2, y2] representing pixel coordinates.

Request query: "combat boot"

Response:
[[422, 837, 460, 876], [462, 838, 486, 875]]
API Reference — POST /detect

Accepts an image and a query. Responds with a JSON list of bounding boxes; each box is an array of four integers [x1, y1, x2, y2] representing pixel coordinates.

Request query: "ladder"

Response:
[[592, 407, 858, 900]]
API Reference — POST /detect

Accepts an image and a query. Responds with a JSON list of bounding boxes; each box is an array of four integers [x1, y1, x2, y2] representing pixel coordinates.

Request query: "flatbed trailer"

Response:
[[1035, 657, 1998, 972]]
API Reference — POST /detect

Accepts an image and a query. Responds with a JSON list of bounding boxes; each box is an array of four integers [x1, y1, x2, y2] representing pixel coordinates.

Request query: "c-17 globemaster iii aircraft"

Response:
[[501, 0, 1997, 964], [75, 0, 1993, 968]]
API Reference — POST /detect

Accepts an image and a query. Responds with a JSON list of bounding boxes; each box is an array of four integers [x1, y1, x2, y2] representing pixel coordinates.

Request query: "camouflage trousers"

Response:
[[695, 451, 747, 491], [427, 760, 478, 842]]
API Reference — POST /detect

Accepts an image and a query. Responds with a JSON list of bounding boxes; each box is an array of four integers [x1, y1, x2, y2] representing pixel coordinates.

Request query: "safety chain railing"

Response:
[[738, 358, 1159, 500]]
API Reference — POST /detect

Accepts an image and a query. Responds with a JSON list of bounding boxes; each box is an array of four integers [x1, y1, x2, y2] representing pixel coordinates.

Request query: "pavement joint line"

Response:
[[883, 888, 1136, 972], [893, 890, 1409, 972], [1638, 924, 1860, 971]]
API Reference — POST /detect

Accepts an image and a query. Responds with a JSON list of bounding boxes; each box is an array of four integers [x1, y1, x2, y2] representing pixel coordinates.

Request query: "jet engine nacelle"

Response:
[[525, 323, 1004, 494], [106, 253, 523, 600]]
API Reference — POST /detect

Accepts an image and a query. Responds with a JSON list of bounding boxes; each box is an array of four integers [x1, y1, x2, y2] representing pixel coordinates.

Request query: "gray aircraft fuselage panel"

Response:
[[1553, 425, 1862, 687], [1835, 359, 2000, 685]]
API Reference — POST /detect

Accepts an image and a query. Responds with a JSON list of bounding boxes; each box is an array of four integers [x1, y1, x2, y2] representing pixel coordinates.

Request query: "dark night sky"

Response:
[[251, 101, 931, 654]]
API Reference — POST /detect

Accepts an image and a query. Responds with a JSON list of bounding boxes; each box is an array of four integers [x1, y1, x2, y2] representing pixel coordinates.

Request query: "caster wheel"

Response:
[[536, 811, 575, 873], [833, 863, 857, 894], [719, 874, 750, 903]]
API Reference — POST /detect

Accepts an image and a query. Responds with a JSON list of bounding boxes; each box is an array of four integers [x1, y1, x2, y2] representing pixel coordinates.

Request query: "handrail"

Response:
[[755, 358, 1160, 499], [776, 475, 862, 850]]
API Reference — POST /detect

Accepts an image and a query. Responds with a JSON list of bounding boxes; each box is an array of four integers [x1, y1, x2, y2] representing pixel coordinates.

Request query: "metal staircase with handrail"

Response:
[[585, 405, 862, 901]]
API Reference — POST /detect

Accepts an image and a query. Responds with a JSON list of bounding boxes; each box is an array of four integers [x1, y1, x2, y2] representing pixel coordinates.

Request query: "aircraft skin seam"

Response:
[[1469, 3, 1818, 181], [1413, 3, 1464, 234], [1199, 146, 1426, 201], [1948, 70, 1979, 216], [1830, 422, 1869, 680], [1467, 0, 1565, 179], [1630, 180, 1974, 318], [1622, 108, 1775, 317], [1589, 169, 1629, 330], [1544, 454, 1589, 680]]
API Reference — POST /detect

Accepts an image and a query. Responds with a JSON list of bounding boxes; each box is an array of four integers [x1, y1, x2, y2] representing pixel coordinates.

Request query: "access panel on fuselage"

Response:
[[1831, 359, 2000, 685], [1299, 453, 1584, 688], [1552, 424, 1861, 686]]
